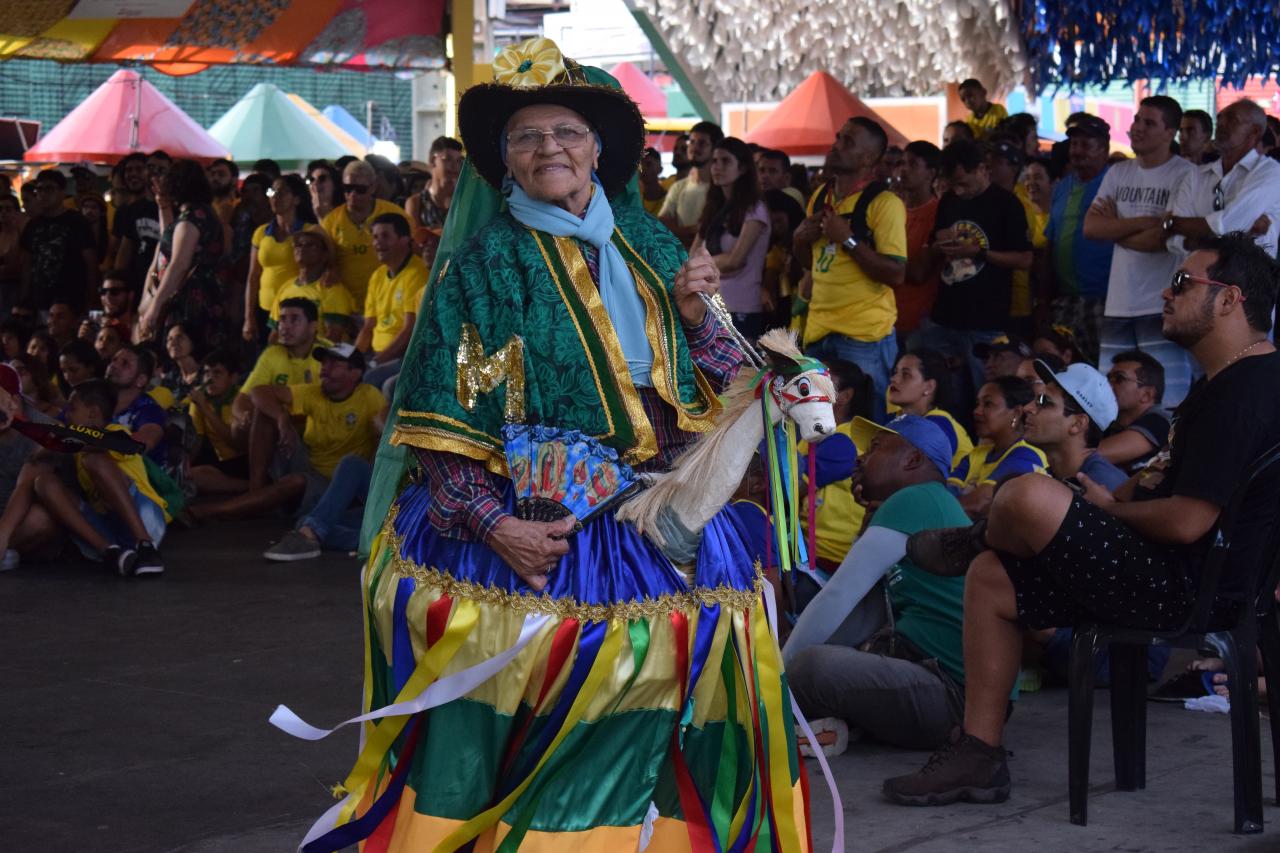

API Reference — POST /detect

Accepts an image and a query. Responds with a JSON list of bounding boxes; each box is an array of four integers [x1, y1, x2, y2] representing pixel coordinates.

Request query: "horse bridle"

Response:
[[768, 370, 832, 414]]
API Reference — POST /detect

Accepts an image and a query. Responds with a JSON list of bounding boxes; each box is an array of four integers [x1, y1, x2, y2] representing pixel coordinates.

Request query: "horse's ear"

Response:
[[757, 327, 803, 375], [762, 347, 801, 376]]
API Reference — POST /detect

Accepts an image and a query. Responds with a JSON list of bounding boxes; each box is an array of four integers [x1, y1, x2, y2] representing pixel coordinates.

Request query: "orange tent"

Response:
[[744, 71, 909, 155]]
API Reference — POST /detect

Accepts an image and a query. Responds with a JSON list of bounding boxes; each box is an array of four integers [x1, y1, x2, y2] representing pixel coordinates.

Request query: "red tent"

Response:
[[610, 62, 667, 117], [24, 69, 229, 164], [744, 71, 909, 155]]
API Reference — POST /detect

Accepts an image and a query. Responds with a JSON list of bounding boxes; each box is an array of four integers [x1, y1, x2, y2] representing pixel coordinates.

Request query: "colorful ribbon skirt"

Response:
[[298, 482, 812, 852]]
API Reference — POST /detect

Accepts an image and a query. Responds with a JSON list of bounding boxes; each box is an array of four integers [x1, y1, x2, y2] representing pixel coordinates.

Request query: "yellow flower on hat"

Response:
[[493, 37, 566, 89]]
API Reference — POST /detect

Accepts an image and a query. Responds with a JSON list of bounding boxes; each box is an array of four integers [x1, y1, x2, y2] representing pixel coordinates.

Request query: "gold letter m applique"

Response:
[[455, 323, 526, 423]]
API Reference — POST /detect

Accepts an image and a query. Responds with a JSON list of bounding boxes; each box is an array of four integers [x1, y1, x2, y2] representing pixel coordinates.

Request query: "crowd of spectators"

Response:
[[0, 141, 464, 573]]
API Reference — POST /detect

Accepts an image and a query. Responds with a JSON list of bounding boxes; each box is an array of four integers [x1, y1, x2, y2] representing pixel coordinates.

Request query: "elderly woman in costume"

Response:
[[292, 40, 812, 853]]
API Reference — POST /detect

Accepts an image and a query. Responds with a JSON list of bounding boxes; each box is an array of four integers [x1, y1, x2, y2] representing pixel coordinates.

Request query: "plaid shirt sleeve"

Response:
[[684, 309, 745, 392], [418, 449, 509, 543]]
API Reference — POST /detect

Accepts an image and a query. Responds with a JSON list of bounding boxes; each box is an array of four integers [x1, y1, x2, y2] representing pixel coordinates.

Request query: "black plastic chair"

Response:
[[1068, 441, 1280, 834]]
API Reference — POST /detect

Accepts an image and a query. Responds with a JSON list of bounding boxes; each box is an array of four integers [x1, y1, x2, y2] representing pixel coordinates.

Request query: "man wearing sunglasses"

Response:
[[320, 159, 410, 308], [884, 233, 1280, 807], [1023, 361, 1126, 491], [1164, 99, 1280, 259]]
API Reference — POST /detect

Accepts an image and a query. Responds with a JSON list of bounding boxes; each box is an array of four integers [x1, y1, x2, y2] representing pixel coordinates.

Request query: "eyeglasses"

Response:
[[1170, 269, 1246, 301], [505, 124, 593, 153], [307, 174, 331, 185], [1106, 371, 1147, 386], [1034, 393, 1083, 416], [342, 183, 370, 195]]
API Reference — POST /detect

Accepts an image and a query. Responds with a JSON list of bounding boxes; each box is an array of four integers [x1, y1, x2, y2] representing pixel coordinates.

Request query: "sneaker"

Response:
[[0, 548, 19, 571], [104, 544, 138, 577], [797, 717, 850, 758], [263, 530, 322, 562], [133, 541, 164, 577], [905, 521, 988, 577], [882, 728, 1011, 806]]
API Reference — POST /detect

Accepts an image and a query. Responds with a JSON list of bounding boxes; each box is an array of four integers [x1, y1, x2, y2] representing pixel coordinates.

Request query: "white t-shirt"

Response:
[[1096, 156, 1196, 317], [716, 201, 772, 313]]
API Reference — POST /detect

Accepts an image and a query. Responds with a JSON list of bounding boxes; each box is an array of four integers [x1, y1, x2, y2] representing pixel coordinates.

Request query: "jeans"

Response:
[[786, 583, 961, 750], [804, 332, 898, 421], [364, 358, 401, 393], [297, 454, 372, 552], [907, 318, 1004, 408], [1099, 314, 1198, 412]]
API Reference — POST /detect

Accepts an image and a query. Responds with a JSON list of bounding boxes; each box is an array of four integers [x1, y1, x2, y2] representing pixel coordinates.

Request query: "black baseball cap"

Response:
[[986, 138, 1026, 168], [1065, 114, 1111, 141], [973, 335, 1031, 360]]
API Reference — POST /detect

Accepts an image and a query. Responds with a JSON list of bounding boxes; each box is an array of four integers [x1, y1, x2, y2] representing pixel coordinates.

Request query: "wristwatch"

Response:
[[841, 235, 860, 253], [1162, 214, 1176, 234]]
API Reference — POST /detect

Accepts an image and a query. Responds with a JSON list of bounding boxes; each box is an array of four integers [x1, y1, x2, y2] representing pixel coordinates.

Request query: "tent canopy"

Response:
[[610, 62, 667, 117], [23, 68, 227, 164], [744, 71, 909, 156], [0, 0, 446, 76], [323, 105, 377, 148], [208, 83, 346, 168], [288, 94, 367, 157]]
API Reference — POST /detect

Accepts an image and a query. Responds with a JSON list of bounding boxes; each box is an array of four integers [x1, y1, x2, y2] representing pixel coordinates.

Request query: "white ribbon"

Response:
[[763, 583, 845, 853]]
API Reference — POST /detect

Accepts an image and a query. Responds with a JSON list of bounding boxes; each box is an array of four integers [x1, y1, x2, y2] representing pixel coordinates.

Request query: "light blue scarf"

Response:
[[506, 180, 654, 387]]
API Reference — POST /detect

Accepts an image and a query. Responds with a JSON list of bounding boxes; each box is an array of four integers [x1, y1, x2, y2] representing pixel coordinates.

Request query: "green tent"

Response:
[[208, 82, 346, 169]]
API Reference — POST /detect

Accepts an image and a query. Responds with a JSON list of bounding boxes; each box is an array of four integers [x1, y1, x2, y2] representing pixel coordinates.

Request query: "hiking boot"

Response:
[[905, 520, 988, 577], [263, 530, 322, 562], [882, 728, 1011, 806], [104, 544, 137, 577], [133, 541, 164, 577]]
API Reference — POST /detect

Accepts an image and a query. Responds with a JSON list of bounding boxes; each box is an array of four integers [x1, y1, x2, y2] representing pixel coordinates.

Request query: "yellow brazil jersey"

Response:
[[321, 200, 410, 306], [365, 255, 430, 353], [269, 278, 358, 327], [251, 222, 303, 312], [76, 425, 171, 521], [290, 382, 385, 478], [189, 388, 241, 462], [800, 420, 868, 565], [965, 102, 1009, 140], [948, 439, 1047, 490], [241, 341, 327, 393], [1011, 188, 1047, 317], [803, 184, 908, 346]]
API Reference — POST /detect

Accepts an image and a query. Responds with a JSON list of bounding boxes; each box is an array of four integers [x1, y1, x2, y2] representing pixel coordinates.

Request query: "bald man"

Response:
[[1164, 99, 1280, 257], [320, 159, 411, 306]]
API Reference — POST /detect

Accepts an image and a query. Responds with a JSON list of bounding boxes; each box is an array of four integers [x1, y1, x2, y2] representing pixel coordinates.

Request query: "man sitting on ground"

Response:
[[188, 348, 247, 496], [1098, 349, 1170, 473], [193, 344, 384, 522], [106, 344, 166, 466], [232, 298, 324, 465], [883, 233, 1280, 806], [0, 379, 167, 576], [1022, 360, 1127, 491], [785, 415, 974, 752]]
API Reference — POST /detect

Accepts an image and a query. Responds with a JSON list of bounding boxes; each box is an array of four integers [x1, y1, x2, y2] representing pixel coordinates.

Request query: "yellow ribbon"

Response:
[[751, 606, 803, 851], [336, 597, 481, 825]]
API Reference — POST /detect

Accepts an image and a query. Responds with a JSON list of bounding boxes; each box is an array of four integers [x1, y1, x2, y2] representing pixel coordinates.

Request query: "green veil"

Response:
[[359, 66, 643, 553]]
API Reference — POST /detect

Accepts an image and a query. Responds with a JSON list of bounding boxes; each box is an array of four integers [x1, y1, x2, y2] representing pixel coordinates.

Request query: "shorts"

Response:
[[75, 482, 167, 559], [269, 443, 330, 518], [997, 497, 1194, 630]]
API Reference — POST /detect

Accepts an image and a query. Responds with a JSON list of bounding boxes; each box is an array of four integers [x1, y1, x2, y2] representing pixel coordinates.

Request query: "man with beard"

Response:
[[206, 158, 239, 228], [662, 132, 691, 189], [794, 117, 908, 418], [659, 120, 722, 246], [112, 151, 169, 298], [757, 149, 792, 192], [784, 414, 973, 753], [1084, 96, 1198, 409], [884, 233, 1280, 806]]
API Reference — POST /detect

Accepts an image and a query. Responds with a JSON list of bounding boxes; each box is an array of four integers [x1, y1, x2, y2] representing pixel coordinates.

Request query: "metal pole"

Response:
[[367, 100, 375, 145], [129, 70, 142, 151]]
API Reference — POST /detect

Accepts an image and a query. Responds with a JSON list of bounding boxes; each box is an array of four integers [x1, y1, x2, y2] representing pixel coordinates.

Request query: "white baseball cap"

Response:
[[1034, 360, 1118, 430]]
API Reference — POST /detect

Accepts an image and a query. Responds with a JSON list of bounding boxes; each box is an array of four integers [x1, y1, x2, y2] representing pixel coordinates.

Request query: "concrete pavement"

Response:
[[1, 518, 1274, 852]]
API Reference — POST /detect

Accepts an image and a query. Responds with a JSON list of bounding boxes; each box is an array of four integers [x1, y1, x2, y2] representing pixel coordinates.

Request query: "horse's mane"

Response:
[[616, 328, 805, 542]]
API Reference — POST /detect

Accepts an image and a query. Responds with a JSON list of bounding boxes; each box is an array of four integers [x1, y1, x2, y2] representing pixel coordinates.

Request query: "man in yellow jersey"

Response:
[[231, 298, 325, 486], [192, 343, 386, 523], [959, 79, 1008, 141], [794, 117, 908, 420], [321, 160, 411, 307], [188, 348, 248, 497], [355, 213, 429, 391]]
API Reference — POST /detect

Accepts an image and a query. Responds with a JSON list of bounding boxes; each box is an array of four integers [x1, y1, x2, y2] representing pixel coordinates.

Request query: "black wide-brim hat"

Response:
[[458, 39, 645, 199]]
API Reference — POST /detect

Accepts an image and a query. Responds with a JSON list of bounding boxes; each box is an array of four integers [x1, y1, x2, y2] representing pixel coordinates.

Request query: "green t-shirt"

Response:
[[869, 481, 972, 683]]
